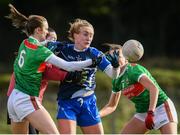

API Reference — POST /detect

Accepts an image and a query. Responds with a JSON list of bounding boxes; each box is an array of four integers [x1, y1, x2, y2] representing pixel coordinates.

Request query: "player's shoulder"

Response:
[[129, 63, 144, 68], [88, 47, 102, 55], [128, 63, 147, 73], [89, 46, 99, 51], [127, 63, 140, 71], [60, 42, 74, 49]]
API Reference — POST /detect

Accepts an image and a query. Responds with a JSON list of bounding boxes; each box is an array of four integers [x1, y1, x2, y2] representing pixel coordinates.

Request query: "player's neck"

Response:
[[120, 63, 128, 71]]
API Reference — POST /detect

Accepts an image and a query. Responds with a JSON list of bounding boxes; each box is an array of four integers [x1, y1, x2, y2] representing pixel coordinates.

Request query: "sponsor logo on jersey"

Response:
[[122, 82, 145, 99], [67, 55, 75, 60]]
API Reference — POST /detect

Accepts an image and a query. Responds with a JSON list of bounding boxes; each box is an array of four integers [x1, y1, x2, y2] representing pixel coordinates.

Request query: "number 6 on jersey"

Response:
[[18, 50, 26, 68]]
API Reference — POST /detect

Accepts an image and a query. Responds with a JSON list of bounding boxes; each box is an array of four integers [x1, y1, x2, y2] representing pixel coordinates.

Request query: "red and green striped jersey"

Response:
[[14, 37, 53, 96], [112, 63, 168, 113]]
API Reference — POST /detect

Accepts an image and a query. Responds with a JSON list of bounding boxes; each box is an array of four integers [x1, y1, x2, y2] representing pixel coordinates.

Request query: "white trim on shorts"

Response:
[[134, 98, 178, 129], [7, 89, 42, 122]]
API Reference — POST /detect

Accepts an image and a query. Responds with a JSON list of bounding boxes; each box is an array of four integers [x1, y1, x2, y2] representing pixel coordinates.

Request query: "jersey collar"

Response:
[[28, 36, 42, 46], [118, 63, 128, 77], [73, 46, 88, 52]]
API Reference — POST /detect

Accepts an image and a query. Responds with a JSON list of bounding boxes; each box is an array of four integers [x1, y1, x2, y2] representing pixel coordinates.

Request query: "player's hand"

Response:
[[64, 70, 88, 84], [105, 50, 119, 68], [145, 110, 155, 130]]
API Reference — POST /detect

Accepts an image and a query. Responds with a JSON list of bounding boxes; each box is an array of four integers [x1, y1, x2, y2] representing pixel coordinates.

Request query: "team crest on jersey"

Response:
[[76, 55, 83, 61], [125, 78, 129, 85], [121, 78, 129, 87]]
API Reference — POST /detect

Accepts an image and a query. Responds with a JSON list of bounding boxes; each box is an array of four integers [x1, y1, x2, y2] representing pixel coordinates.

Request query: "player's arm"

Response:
[[96, 52, 120, 79], [139, 75, 159, 112], [104, 65, 120, 79], [139, 75, 159, 130], [43, 65, 88, 85], [43, 65, 67, 81], [99, 91, 121, 118], [47, 54, 93, 71], [103, 50, 120, 79]]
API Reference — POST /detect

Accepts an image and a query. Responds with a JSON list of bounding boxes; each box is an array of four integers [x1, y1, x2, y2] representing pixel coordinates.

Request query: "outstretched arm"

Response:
[[104, 50, 120, 79], [104, 65, 120, 79], [99, 91, 121, 118], [47, 54, 92, 71]]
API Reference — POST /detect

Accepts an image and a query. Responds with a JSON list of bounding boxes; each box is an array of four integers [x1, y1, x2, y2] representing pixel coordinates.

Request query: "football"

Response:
[[122, 39, 144, 62]]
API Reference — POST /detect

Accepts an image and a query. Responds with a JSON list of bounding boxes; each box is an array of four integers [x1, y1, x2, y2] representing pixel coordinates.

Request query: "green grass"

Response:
[[0, 68, 180, 134]]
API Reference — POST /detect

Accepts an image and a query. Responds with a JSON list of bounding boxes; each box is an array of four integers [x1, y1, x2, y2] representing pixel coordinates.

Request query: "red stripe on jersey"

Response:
[[130, 63, 137, 66], [24, 39, 38, 50], [122, 82, 145, 99], [164, 101, 174, 122], [37, 62, 46, 73], [30, 96, 39, 110]]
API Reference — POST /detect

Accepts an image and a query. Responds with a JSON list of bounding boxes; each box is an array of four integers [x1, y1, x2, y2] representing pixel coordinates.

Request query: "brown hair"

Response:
[[5, 4, 47, 36], [68, 18, 94, 42], [102, 43, 122, 54]]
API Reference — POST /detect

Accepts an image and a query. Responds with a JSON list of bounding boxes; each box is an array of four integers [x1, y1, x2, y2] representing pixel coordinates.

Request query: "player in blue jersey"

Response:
[[47, 18, 120, 134]]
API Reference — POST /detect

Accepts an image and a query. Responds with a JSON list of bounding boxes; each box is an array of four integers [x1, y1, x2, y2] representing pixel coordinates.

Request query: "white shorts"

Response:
[[7, 89, 42, 122], [134, 98, 178, 129]]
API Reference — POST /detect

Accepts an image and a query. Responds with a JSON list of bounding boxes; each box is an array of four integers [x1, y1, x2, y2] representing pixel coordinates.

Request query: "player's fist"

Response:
[[145, 110, 154, 130], [105, 50, 119, 68], [64, 70, 88, 85]]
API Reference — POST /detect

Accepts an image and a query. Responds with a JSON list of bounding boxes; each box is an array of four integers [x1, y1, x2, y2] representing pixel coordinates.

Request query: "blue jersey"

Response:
[[50, 42, 111, 99]]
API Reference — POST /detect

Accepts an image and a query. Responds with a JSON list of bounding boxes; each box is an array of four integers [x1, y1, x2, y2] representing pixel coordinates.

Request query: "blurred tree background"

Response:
[[0, 0, 180, 134]]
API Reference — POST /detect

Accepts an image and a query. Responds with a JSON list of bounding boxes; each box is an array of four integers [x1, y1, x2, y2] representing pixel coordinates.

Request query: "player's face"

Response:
[[46, 31, 57, 41], [119, 49, 127, 67], [38, 21, 49, 42], [74, 26, 94, 50]]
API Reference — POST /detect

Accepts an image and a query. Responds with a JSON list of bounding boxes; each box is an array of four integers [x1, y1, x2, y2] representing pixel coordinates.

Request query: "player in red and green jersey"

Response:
[[7, 27, 88, 134], [99, 43, 178, 134], [112, 63, 168, 113], [13, 37, 53, 96], [6, 4, 96, 134]]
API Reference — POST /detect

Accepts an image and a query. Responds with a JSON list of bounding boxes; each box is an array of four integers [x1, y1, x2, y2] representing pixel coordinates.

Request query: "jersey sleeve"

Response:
[[47, 41, 66, 53], [90, 47, 111, 71], [99, 54, 111, 71], [37, 46, 53, 62]]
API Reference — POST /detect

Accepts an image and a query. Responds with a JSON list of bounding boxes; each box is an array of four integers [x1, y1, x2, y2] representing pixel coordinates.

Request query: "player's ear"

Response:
[[73, 32, 79, 39], [34, 27, 42, 34]]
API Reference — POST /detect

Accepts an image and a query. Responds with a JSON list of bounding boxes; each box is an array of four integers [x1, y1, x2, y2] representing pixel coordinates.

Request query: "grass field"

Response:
[[0, 67, 180, 133]]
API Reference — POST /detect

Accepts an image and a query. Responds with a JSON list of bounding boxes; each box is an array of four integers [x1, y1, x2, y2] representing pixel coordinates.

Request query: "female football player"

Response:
[[7, 26, 87, 134], [48, 18, 120, 134], [99, 43, 178, 134], [6, 4, 96, 134]]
